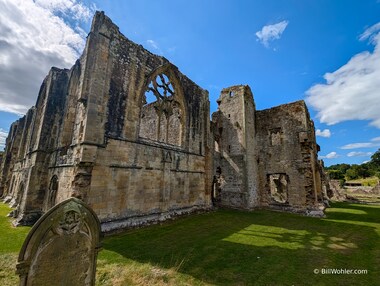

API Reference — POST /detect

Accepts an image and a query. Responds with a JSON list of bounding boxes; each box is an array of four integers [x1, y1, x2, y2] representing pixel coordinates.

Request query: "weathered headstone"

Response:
[[16, 197, 101, 286]]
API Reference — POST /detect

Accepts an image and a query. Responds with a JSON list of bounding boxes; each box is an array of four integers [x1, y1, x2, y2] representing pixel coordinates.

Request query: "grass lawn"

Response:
[[1, 202, 379, 285], [0, 205, 31, 286]]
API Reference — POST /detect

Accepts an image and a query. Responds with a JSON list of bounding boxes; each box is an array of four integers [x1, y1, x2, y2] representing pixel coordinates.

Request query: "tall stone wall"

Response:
[[211, 89, 323, 213], [77, 12, 212, 231], [211, 85, 259, 209], [255, 101, 323, 213], [0, 11, 212, 230], [1, 68, 70, 224], [0, 11, 325, 230], [1, 118, 26, 199]]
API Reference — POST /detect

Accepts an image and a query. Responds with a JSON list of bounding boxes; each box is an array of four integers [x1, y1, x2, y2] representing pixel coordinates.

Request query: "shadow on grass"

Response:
[[101, 203, 380, 285], [325, 202, 380, 224]]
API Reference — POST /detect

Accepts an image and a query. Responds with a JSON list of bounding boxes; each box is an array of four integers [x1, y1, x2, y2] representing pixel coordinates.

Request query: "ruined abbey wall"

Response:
[[65, 13, 212, 231], [0, 12, 212, 230], [211, 88, 323, 214], [211, 86, 259, 209], [1, 67, 71, 223], [0, 11, 325, 231], [255, 101, 323, 212]]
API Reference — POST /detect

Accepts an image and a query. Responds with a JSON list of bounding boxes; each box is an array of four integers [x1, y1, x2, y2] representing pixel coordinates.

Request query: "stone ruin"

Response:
[[0, 11, 326, 232]]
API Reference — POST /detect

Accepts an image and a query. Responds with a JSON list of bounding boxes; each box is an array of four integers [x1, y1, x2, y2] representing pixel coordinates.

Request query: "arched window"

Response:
[[139, 68, 185, 146], [48, 175, 59, 208]]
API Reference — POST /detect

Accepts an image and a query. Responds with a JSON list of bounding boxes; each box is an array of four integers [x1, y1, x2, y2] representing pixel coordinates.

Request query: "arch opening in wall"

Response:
[[48, 175, 59, 209], [138, 67, 186, 147], [268, 173, 288, 204]]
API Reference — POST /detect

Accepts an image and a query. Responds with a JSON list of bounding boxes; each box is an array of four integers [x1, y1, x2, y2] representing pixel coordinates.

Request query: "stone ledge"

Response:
[[100, 205, 212, 233]]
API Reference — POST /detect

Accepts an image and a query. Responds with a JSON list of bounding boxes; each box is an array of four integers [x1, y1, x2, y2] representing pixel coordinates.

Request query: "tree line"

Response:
[[325, 149, 380, 183]]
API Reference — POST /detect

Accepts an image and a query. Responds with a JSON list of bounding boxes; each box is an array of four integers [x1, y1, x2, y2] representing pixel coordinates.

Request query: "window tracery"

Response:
[[139, 71, 183, 146]]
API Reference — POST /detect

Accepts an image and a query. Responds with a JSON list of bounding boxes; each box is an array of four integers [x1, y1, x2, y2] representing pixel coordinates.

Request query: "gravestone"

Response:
[[16, 197, 101, 286]]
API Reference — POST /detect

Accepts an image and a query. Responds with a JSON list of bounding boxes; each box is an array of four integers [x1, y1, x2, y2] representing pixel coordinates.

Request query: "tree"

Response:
[[346, 167, 359, 180], [370, 149, 380, 168], [325, 163, 350, 174], [357, 164, 371, 178], [345, 164, 371, 180], [328, 169, 345, 180]]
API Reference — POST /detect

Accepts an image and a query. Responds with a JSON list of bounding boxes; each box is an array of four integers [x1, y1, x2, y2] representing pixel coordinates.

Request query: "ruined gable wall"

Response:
[[255, 101, 320, 212], [1, 11, 212, 229], [55, 12, 213, 231]]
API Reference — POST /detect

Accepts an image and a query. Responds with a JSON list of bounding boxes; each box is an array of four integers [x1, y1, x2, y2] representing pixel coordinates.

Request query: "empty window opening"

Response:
[[139, 72, 183, 146], [268, 174, 288, 204]]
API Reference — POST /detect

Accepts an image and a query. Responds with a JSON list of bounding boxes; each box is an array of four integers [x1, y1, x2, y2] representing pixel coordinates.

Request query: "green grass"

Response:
[[1, 202, 379, 285], [346, 176, 379, 187], [0, 204, 30, 286]]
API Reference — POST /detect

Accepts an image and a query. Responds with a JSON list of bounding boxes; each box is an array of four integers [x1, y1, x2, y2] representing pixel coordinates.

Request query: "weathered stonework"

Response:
[[0, 12, 212, 231], [255, 100, 324, 214], [211, 86, 324, 214], [211, 86, 259, 209], [0, 11, 325, 231], [16, 197, 101, 286]]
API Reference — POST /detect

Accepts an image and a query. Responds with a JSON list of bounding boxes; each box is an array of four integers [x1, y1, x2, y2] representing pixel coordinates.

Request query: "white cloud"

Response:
[[35, 0, 95, 21], [0, 128, 7, 150], [347, 151, 373, 157], [316, 129, 331, 138], [320, 151, 340, 159], [306, 22, 380, 128], [0, 0, 95, 115], [146, 39, 159, 50], [341, 141, 380, 149], [371, 136, 380, 142], [359, 22, 380, 43], [146, 39, 163, 55], [256, 20, 289, 47], [341, 143, 374, 149]]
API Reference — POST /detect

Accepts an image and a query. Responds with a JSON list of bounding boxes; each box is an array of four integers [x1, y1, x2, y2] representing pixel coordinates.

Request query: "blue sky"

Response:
[[0, 0, 380, 166]]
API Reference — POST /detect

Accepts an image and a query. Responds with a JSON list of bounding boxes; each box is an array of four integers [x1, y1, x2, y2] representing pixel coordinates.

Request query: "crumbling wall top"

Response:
[[216, 85, 254, 108]]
